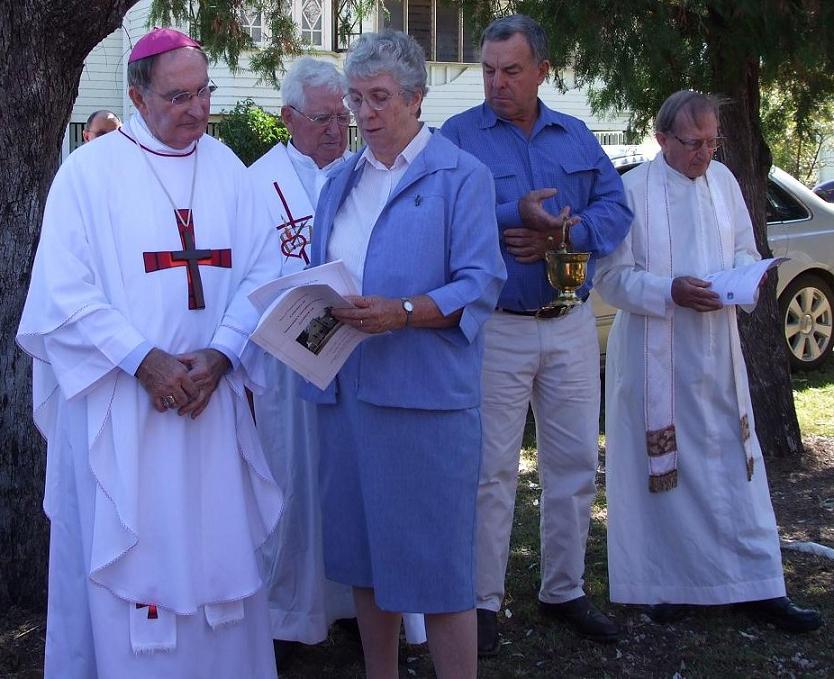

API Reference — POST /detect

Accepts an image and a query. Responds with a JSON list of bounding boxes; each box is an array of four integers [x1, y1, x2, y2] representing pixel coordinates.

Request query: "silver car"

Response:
[[592, 147, 834, 370]]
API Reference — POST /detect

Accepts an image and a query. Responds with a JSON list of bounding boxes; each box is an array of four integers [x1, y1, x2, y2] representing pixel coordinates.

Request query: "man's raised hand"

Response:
[[518, 188, 561, 232]]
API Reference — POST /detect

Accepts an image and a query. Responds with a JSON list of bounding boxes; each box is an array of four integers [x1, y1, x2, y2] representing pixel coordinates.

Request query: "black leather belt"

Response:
[[497, 307, 538, 317], [497, 292, 589, 317]]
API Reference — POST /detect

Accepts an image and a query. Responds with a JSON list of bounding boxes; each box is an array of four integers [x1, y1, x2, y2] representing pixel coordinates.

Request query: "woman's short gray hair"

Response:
[[127, 47, 208, 91], [481, 14, 549, 64], [344, 30, 428, 102], [281, 57, 347, 109], [655, 90, 723, 133]]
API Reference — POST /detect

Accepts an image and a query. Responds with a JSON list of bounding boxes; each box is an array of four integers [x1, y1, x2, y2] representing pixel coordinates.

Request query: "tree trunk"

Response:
[[711, 51, 804, 458], [0, 0, 139, 610]]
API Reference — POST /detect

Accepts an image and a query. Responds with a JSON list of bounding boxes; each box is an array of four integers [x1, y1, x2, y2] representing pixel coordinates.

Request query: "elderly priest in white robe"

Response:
[[17, 28, 283, 678], [594, 90, 821, 633]]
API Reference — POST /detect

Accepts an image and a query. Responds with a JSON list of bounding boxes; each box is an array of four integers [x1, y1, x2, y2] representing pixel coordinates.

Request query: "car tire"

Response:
[[778, 274, 834, 371]]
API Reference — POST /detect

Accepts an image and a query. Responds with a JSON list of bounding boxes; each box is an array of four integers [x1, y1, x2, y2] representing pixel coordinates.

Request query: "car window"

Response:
[[614, 162, 642, 176], [766, 180, 810, 223], [609, 157, 812, 226]]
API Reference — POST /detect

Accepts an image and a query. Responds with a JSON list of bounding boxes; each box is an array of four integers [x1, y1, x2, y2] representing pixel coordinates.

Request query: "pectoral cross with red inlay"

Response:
[[273, 182, 312, 263], [143, 209, 232, 310]]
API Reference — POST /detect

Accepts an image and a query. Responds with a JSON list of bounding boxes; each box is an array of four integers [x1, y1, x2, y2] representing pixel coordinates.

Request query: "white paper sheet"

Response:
[[248, 259, 359, 313], [704, 257, 788, 306], [248, 261, 368, 390]]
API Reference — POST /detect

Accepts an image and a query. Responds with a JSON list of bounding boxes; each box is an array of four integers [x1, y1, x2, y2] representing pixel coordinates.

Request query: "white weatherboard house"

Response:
[[63, 0, 631, 160]]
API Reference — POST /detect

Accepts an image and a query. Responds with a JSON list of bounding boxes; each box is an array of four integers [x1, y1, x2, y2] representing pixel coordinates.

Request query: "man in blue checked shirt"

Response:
[[442, 13, 631, 655]]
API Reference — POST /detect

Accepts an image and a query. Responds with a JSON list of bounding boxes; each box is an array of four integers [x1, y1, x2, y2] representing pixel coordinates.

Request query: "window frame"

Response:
[[378, 0, 478, 63]]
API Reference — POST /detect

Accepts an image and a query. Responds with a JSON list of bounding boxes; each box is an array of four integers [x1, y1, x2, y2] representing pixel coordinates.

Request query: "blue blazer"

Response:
[[300, 130, 506, 410]]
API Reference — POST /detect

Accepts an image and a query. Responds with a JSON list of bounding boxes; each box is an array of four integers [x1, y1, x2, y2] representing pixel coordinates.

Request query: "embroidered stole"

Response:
[[268, 147, 316, 270], [643, 157, 754, 492]]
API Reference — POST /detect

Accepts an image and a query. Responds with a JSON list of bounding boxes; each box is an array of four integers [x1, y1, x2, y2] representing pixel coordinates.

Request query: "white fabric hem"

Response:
[[610, 576, 786, 605], [269, 608, 329, 646]]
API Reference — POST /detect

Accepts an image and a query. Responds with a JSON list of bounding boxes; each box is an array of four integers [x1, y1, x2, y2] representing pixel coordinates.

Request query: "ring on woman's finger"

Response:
[[360, 319, 364, 328], [163, 394, 177, 409]]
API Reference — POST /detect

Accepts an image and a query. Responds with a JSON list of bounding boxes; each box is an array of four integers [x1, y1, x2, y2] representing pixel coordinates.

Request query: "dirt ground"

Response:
[[1, 438, 832, 678]]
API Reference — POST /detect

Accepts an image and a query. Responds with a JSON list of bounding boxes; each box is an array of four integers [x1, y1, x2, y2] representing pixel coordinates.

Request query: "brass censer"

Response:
[[536, 216, 591, 319]]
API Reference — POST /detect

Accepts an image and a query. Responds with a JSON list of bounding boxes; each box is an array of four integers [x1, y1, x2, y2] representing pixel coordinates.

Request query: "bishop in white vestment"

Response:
[[17, 30, 284, 677], [595, 91, 820, 632]]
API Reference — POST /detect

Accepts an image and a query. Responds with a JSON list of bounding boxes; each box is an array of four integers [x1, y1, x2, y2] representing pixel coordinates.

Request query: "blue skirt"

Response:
[[318, 352, 481, 614]]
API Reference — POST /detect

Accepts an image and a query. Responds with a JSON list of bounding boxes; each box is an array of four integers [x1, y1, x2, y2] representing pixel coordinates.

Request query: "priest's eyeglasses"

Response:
[[288, 106, 352, 127], [672, 134, 725, 152], [158, 82, 218, 107], [343, 89, 405, 113]]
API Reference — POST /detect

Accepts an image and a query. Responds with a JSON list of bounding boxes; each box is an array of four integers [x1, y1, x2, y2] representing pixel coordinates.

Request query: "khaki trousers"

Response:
[[476, 303, 600, 611]]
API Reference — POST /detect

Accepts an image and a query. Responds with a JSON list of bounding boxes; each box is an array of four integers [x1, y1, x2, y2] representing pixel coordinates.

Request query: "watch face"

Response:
[[403, 299, 414, 312]]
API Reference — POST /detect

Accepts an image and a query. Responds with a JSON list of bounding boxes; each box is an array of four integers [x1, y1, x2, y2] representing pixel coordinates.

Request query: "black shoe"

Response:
[[646, 603, 689, 624], [273, 639, 299, 670], [332, 617, 362, 645], [539, 596, 620, 643], [476, 608, 499, 657], [743, 597, 822, 633]]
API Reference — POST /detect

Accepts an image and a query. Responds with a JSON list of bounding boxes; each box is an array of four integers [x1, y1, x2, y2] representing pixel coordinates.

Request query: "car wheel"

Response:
[[779, 274, 834, 370]]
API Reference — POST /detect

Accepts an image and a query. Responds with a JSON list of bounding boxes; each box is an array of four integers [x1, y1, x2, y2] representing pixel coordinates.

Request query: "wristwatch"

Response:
[[401, 297, 414, 327]]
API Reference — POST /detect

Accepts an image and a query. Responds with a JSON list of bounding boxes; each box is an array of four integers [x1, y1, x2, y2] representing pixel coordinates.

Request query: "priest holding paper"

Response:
[[17, 29, 283, 677], [594, 90, 821, 632]]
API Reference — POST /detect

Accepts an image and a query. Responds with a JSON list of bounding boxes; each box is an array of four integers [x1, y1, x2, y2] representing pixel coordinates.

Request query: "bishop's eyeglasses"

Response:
[[155, 82, 218, 107]]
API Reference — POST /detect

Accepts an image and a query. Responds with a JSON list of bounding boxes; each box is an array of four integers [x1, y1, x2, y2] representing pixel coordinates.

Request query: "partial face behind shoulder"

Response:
[[83, 113, 121, 142], [481, 33, 548, 124], [129, 48, 210, 149], [282, 85, 349, 169], [656, 110, 720, 179]]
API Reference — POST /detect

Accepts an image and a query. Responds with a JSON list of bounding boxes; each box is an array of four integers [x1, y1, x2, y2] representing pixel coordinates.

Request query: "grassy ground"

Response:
[[2, 366, 833, 678], [793, 361, 834, 436]]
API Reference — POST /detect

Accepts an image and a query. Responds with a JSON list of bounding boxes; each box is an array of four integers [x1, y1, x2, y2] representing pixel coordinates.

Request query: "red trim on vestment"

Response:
[[272, 181, 312, 264], [119, 129, 197, 157], [136, 603, 159, 619]]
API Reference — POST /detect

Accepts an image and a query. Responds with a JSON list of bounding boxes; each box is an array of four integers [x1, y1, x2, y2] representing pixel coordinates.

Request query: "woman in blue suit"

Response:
[[301, 29, 506, 679]]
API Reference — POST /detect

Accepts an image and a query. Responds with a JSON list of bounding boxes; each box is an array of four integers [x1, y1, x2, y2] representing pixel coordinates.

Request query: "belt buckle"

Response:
[[535, 304, 573, 320]]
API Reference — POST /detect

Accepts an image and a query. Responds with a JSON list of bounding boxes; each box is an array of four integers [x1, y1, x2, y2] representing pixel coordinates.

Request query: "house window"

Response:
[[301, 0, 326, 47], [240, 7, 265, 44], [380, 0, 478, 63], [68, 122, 85, 153], [334, 0, 364, 51]]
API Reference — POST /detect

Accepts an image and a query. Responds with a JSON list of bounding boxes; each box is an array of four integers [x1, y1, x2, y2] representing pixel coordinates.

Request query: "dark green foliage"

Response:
[[148, 0, 300, 86], [217, 98, 289, 166], [761, 78, 834, 185], [461, 1, 834, 141]]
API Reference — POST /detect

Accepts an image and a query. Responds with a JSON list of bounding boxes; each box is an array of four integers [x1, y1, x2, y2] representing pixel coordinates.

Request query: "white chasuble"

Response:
[[594, 155, 786, 605], [17, 115, 283, 678]]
